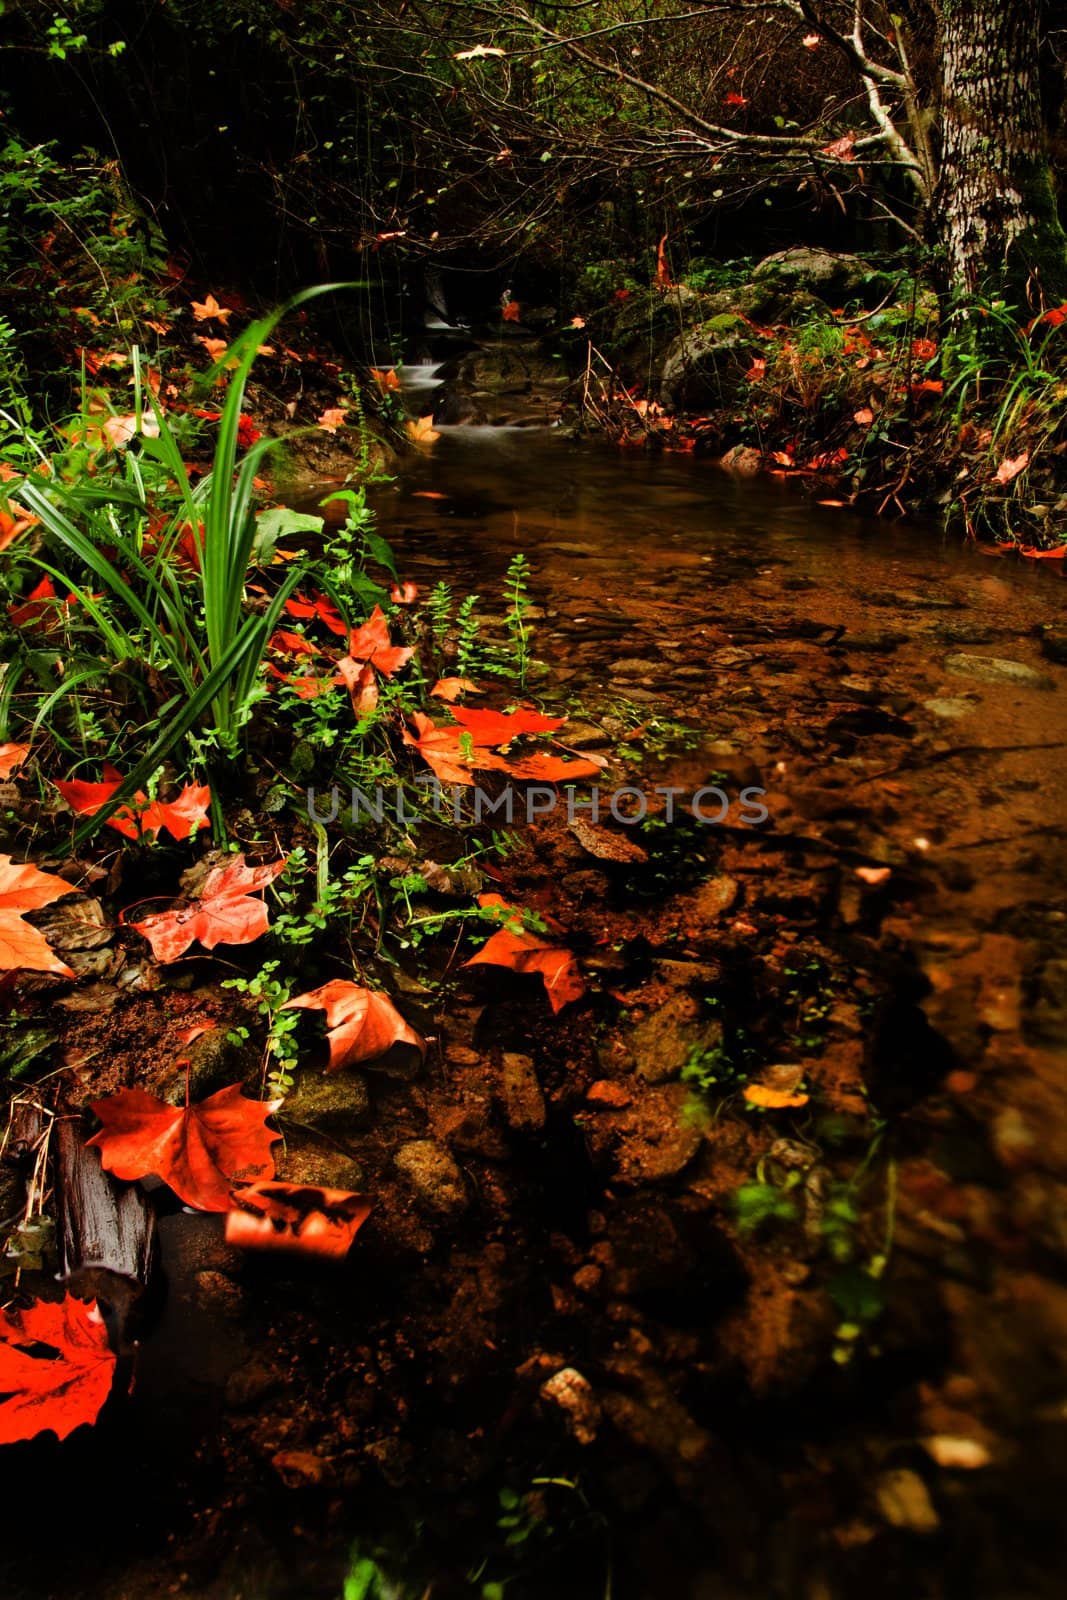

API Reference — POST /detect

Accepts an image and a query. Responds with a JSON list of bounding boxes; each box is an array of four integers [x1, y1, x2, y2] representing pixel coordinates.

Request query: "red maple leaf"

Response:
[[285, 979, 424, 1070], [448, 705, 565, 744], [56, 769, 211, 843], [131, 853, 287, 962], [0, 1295, 116, 1445], [403, 709, 602, 787], [8, 575, 60, 631], [346, 605, 414, 677], [464, 893, 585, 1013], [335, 655, 379, 718], [284, 590, 347, 635], [225, 1181, 373, 1260], [0, 742, 30, 779], [0, 854, 82, 976], [501, 300, 521, 323], [87, 1083, 281, 1212]]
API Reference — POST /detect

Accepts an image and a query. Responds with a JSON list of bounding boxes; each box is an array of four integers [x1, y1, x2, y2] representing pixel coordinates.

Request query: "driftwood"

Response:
[[55, 1117, 159, 1346]]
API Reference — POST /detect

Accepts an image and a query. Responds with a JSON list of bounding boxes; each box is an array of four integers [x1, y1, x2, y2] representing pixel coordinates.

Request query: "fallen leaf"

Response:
[[855, 865, 891, 886], [318, 407, 348, 433], [501, 300, 522, 323], [390, 582, 418, 604], [8, 575, 61, 631], [406, 414, 441, 445], [0, 854, 82, 976], [347, 605, 414, 676], [284, 590, 347, 635], [743, 1083, 810, 1109], [1018, 543, 1067, 559], [994, 450, 1029, 485], [131, 854, 287, 962], [448, 705, 565, 744], [820, 131, 857, 160], [802, 32, 821, 48], [369, 368, 401, 391], [195, 336, 229, 359], [55, 771, 211, 843], [190, 294, 232, 324], [0, 1295, 116, 1445], [0, 504, 38, 550], [286, 979, 424, 1070], [336, 655, 379, 717], [430, 677, 481, 702], [853, 407, 875, 426], [225, 1181, 373, 1259], [88, 1083, 281, 1212], [464, 893, 584, 1013], [411, 491, 449, 501], [269, 629, 319, 658], [0, 743, 30, 778]]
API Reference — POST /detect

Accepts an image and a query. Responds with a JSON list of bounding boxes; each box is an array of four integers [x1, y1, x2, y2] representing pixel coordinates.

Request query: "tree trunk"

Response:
[[935, 0, 1067, 306]]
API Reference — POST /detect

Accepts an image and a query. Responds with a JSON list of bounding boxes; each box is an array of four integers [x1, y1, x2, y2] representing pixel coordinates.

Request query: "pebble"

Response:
[[393, 1140, 469, 1217]]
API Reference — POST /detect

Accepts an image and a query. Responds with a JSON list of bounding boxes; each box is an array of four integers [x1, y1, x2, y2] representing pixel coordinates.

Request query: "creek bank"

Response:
[[449, 246, 1067, 553]]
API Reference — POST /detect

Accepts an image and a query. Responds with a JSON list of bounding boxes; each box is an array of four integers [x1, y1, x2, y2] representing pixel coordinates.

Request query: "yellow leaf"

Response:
[[191, 294, 233, 324], [406, 415, 440, 446], [743, 1084, 810, 1110]]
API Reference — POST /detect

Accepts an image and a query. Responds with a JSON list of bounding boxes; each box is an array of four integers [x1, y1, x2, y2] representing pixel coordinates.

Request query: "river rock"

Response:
[[659, 314, 764, 412], [500, 1052, 546, 1132], [923, 696, 976, 720], [283, 1068, 371, 1133], [943, 653, 1054, 690], [394, 1139, 469, 1217]]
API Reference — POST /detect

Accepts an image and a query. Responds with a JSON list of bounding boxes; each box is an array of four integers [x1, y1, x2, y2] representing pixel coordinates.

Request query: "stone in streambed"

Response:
[[943, 653, 1054, 689]]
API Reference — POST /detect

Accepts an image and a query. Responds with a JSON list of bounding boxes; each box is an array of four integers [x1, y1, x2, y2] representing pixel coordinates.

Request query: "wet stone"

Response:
[[500, 1052, 546, 1133], [283, 1069, 371, 1134], [610, 657, 662, 677], [394, 1139, 469, 1217], [923, 697, 976, 720], [943, 653, 1054, 690], [276, 1147, 366, 1191]]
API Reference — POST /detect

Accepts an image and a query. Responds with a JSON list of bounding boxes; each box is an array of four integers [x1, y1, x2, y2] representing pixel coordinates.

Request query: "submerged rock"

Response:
[[943, 653, 1054, 689]]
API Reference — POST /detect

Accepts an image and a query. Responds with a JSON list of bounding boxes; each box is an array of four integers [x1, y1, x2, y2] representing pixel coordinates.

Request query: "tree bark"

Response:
[[935, 0, 1067, 305]]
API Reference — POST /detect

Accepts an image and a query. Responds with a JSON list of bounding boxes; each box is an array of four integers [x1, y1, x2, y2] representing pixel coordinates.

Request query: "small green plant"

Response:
[[223, 959, 301, 1098], [501, 552, 532, 686]]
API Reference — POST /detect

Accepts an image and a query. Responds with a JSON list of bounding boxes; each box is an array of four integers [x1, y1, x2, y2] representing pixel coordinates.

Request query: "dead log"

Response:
[[55, 1117, 160, 1348]]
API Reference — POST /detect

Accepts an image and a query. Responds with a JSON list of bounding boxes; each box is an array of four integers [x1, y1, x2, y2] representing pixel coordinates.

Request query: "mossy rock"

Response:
[[752, 247, 897, 308], [658, 319, 764, 412]]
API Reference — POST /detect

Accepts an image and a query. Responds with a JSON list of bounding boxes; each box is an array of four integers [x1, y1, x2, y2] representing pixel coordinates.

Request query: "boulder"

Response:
[[752, 247, 893, 307], [659, 313, 764, 412]]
